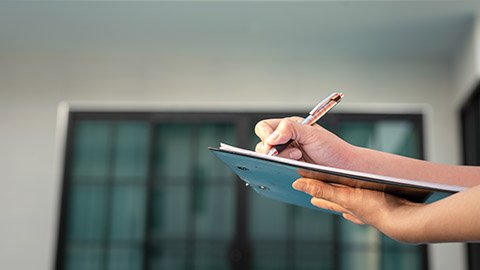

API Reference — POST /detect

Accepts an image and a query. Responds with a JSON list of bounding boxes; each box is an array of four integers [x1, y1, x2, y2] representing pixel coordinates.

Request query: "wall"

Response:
[[453, 15, 479, 107], [0, 50, 465, 270]]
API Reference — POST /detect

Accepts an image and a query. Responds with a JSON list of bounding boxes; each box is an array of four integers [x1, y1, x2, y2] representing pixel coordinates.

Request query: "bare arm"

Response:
[[293, 178, 480, 243], [350, 146, 480, 188]]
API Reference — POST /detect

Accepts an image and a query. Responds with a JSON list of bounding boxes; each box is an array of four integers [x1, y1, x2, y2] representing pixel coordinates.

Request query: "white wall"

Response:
[[453, 15, 480, 107], [0, 49, 465, 270]]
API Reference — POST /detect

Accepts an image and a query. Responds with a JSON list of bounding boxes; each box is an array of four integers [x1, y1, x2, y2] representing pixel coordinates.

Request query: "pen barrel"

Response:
[[306, 101, 338, 125], [271, 139, 294, 155]]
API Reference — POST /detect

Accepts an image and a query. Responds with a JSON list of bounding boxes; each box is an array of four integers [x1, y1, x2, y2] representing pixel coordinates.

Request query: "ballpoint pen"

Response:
[[267, 92, 345, 156]]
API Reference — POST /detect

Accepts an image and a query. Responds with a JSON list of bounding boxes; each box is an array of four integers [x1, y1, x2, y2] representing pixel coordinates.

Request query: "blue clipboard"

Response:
[[209, 144, 465, 212]]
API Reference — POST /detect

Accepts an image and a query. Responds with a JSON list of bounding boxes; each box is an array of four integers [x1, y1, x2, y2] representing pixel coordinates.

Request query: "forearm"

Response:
[[398, 185, 480, 243], [350, 146, 480, 187]]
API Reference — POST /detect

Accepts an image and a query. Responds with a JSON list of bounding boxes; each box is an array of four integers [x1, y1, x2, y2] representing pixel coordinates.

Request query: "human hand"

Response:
[[292, 177, 428, 243], [255, 117, 358, 169]]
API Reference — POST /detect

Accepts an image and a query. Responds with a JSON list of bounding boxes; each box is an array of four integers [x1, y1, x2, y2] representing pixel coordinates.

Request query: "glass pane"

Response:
[[113, 122, 149, 181], [381, 236, 422, 270], [65, 244, 103, 270], [337, 122, 375, 149], [340, 218, 380, 246], [248, 188, 288, 240], [197, 124, 237, 180], [294, 242, 333, 270], [107, 246, 143, 270], [382, 249, 421, 270], [67, 185, 107, 240], [340, 217, 380, 270], [150, 185, 189, 238], [194, 185, 235, 239], [71, 121, 112, 182], [148, 243, 187, 270], [373, 121, 420, 158], [110, 186, 146, 241], [340, 248, 380, 270], [193, 241, 230, 270], [293, 207, 334, 242], [250, 241, 288, 270], [154, 124, 194, 182]]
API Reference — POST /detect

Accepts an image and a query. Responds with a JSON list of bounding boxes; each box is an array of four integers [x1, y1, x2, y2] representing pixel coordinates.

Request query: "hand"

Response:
[[255, 117, 357, 169], [292, 177, 428, 243], [255, 117, 480, 243]]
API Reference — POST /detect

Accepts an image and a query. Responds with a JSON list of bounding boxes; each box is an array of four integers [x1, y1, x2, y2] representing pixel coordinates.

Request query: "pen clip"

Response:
[[309, 92, 343, 115]]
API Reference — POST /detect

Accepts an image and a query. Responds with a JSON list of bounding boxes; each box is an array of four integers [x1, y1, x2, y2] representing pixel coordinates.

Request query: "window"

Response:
[[460, 85, 480, 270], [56, 111, 427, 270]]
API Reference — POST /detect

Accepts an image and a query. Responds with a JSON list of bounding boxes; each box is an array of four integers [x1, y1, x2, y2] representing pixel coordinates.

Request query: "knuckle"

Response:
[[322, 185, 336, 201], [351, 187, 365, 202], [254, 121, 266, 136], [336, 187, 354, 206], [277, 119, 299, 140], [277, 118, 291, 130], [307, 182, 324, 198], [335, 187, 363, 212], [289, 116, 304, 123]]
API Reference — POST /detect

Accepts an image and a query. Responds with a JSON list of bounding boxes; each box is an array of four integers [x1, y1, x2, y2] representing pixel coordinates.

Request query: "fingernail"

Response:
[[267, 131, 279, 143], [292, 181, 306, 191]]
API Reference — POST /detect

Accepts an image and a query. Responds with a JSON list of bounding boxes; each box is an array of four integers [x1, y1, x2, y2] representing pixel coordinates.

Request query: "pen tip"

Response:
[[267, 148, 279, 156]]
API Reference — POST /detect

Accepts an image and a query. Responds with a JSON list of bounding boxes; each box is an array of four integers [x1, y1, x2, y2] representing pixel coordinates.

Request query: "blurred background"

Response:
[[1, 1, 480, 270]]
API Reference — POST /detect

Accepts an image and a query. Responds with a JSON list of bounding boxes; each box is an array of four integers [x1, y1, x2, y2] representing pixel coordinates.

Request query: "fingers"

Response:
[[311, 197, 348, 213], [311, 193, 365, 225], [279, 147, 303, 160], [343, 213, 365, 225], [254, 117, 304, 142], [255, 141, 303, 159], [255, 119, 277, 141], [255, 141, 271, 154], [265, 118, 312, 146], [293, 178, 356, 207], [255, 117, 308, 157]]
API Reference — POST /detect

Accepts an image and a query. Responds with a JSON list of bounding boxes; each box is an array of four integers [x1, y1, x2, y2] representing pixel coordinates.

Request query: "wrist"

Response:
[[381, 202, 429, 244], [340, 144, 371, 172]]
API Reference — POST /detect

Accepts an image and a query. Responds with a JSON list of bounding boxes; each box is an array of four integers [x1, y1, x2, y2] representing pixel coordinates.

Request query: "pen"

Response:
[[267, 92, 345, 156]]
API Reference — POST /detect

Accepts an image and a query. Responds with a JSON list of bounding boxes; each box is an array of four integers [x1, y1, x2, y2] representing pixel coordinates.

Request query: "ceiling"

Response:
[[0, 1, 479, 60]]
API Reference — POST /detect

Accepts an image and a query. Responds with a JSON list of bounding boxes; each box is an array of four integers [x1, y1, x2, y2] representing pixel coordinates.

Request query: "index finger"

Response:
[[254, 117, 304, 141], [254, 119, 280, 141]]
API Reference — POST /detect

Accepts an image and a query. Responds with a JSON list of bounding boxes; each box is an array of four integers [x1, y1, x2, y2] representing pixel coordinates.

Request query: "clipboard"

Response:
[[209, 144, 465, 212]]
